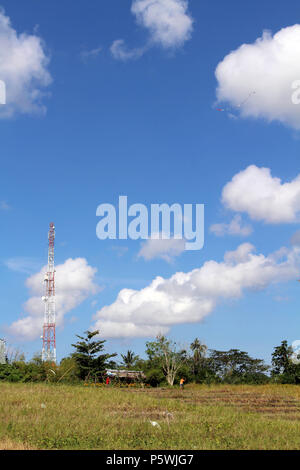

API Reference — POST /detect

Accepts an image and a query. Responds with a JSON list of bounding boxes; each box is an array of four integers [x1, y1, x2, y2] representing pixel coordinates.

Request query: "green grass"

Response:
[[1, 382, 300, 449]]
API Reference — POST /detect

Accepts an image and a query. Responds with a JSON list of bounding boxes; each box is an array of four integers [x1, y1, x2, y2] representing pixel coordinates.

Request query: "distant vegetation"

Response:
[[1, 331, 300, 386]]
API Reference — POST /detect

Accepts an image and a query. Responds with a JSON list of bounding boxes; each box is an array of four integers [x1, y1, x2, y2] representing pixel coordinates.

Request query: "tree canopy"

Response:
[[71, 330, 116, 381]]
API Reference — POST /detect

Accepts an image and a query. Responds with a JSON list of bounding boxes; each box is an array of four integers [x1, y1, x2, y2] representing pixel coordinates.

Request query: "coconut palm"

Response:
[[190, 338, 207, 376], [121, 350, 139, 369]]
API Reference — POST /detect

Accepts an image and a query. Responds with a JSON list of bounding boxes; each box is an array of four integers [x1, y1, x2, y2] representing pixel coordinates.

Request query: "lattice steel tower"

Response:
[[42, 222, 56, 362]]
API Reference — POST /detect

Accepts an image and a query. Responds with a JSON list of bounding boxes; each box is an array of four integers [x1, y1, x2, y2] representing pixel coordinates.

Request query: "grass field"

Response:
[[1, 382, 300, 450]]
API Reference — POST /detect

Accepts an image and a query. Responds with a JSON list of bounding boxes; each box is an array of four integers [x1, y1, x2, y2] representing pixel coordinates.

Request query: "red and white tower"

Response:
[[42, 222, 56, 362]]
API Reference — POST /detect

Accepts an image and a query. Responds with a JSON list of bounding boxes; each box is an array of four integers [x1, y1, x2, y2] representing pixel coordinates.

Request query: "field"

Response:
[[1, 383, 300, 450]]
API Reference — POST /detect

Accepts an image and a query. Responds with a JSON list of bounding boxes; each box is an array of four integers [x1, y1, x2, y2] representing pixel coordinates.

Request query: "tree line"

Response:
[[0, 331, 299, 386]]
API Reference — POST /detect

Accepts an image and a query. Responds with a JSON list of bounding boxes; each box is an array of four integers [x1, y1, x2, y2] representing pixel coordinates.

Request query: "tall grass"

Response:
[[1, 383, 300, 450]]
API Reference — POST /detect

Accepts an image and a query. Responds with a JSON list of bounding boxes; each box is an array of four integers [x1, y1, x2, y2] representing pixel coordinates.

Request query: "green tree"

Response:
[[26, 353, 48, 382], [121, 350, 139, 369], [271, 340, 300, 384], [145, 335, 187, 386], [190, 338, 207, 378], [56, 357, 80, 383], [208, 349, 269, 384], [145, 368, 165, 387], [71, 330, 116, 381], [271, 340, 293, 375]]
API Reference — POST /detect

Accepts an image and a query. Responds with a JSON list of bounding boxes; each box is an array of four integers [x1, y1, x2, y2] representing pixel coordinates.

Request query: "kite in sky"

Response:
[[215, 91, 256, 116]]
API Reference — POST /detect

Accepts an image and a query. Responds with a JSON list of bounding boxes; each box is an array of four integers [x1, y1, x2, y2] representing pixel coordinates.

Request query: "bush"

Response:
[[145, 368, 165, 387]]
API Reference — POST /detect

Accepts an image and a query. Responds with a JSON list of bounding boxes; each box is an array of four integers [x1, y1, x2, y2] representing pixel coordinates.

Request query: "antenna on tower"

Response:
[[42, 222, 56, 363]]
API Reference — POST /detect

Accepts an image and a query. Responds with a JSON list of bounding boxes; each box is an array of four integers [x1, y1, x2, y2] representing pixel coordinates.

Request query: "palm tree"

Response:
[[190, 338, 207, 376], [121, 350, 139, 369]]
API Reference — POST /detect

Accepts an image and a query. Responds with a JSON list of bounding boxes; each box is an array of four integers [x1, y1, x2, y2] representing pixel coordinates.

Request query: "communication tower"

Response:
[[42, 222, 56, 362]]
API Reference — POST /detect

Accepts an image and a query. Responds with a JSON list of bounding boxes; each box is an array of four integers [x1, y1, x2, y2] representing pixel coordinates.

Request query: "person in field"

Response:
[[179, 378, 185, 390]]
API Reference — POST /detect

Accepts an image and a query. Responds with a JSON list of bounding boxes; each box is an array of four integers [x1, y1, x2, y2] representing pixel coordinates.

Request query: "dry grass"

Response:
[[137, 384, 300, 420], [0, 438, 35, 450], [1, 382, 300, 450]]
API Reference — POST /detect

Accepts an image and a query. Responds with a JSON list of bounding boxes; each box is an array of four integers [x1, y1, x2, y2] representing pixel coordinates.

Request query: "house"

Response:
[[105, 369, 146, 381]]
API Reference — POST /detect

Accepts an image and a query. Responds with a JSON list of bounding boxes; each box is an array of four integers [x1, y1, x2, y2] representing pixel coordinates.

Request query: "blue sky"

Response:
[[1, 0, 300, 364]]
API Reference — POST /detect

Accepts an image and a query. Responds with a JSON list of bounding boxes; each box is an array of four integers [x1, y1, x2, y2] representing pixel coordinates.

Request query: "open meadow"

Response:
[[1, 382, 300, 450]]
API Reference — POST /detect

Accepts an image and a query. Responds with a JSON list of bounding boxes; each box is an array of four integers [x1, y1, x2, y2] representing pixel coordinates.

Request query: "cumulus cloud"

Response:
[[92, 243, 300, 338], [111, 0, 193, 61], [0, 8, 51, 117], [8, 258, 99, 340], [221, 165, 300, 224], [138, 233, 185, 262], [132, 0, 193, 48], [215, 24, 300, 129], [210, 214, 253, 237]]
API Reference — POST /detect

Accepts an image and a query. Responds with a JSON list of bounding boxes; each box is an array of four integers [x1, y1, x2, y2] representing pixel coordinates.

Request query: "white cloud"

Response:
[[223, 242, 255, 264], [131, 0, 193, 49], [92, 243, 300, 338], [111, 245, 129, 257], [111, 0, 193, 61], [0, 201, 10, 210], [138, 233, 185, 262], [222, 165, 300, 224], [0, 8, 51, 117], [215, 24, 300, 129], [110, 40, 145, 61], [210, 214, 253, 237], [274, 295, 289, 302], [80, 46, 102, 61], [8, 258, 99, 340], [4, 257, 42, 274]]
